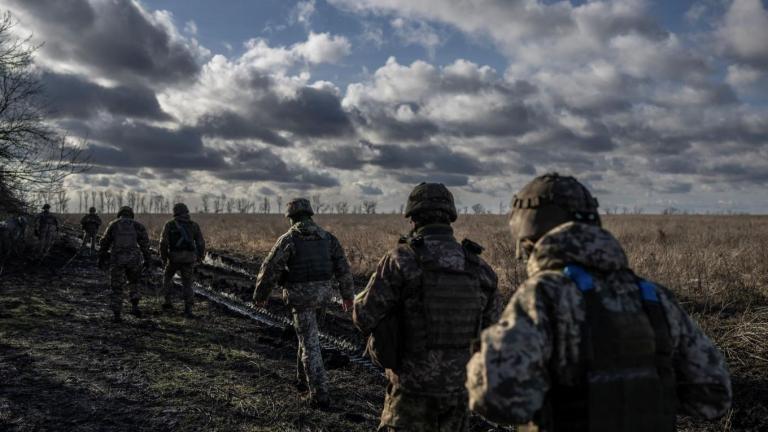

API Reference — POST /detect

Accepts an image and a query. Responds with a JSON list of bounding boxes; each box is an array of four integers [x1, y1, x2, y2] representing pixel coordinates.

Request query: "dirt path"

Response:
[[0, 245, 384, 432]]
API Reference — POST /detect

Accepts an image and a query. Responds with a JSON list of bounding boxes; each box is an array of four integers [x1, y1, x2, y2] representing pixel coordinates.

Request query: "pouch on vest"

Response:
[[286, 237, 333, 283], [365, 311, 401, 370], [113, 219, 138, 251], [408, 238, 484, 351], [547, 265, 677, 432]]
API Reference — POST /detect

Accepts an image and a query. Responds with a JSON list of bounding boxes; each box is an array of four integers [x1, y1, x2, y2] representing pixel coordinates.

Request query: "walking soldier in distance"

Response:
[[98, 206, 151, 322], [35, 203, 58, 259], [466, 173, 732, 431], [253, 198, 354, 409], [354, 183, 501, 432], [80, 207, 102, 255], [160, 203, 205, 318]]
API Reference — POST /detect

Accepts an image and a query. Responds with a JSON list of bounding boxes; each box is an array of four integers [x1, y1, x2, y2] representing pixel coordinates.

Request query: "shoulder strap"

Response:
[[563, 264, 595, 293]]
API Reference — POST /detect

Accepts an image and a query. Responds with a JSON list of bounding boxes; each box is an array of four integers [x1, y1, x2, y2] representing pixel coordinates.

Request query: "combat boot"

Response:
[[130, 301, 142, 318]]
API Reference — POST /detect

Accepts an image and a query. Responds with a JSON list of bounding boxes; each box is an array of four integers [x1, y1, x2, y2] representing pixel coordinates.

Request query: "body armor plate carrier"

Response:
[[405, 236, 483, 351], [286, 237, 333, 283], [545, 264, 678, 432], [112, 219, 138, 252]]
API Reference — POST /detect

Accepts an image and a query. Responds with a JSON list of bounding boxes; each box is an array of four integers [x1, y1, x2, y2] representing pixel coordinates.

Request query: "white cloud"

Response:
[[390, 18, 441, 56], [293, 32, 352, 64], [718, 0, 768, 67]]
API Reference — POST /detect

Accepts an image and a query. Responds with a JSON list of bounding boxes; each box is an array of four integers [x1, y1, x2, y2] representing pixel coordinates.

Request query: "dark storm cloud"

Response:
[[396, 173, 469, 187], [196, 111, 291, 146], [217, 147, 339, 188], [357, 184, 383, 195], [41, 72, 170, 121], [86, 122, 225, 170], [651, 181, 693, 194], [8, 0, 202, 86], [314, 140, 492, 175], [268, 87, 353, 138]]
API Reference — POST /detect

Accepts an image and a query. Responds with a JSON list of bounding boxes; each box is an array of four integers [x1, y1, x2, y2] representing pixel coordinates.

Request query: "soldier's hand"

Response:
[[342, 299, 354, 312]]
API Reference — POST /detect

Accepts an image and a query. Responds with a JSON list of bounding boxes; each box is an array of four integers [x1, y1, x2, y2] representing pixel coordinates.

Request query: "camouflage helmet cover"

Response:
[[404, 182, 458, 222], [509, 173, 600, 245], [173, 202, 190, 216], [117, 206, 134, 219], [42, 204, 50, 210], [285, 198, 314, 218], [89, 207, 96, 213]]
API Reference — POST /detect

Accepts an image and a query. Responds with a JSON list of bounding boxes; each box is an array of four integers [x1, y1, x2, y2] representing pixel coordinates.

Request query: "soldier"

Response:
[[253, 198, 354, 409], [0, 215, 27, 260], [466, 173, 732, 431], [354, 183, 501, 432], [160, 203, 206, 318], [98, 206, 151, 323], [34, 204, 58, 259], [80, 207, 102, 255]]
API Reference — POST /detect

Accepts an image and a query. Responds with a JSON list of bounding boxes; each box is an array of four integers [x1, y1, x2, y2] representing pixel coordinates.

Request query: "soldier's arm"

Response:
[[660, 289, 732, 419], [98, 222, 114, 253], [328, 234, 354, 301], [352, 251, 404, 336], [466, 275, 554, 424], [478, 260, 502, 328], [159, 222, 170, 262], [253, 235, 293, 303], [193, 222, 206, 260], [135, 223, 151, 260]]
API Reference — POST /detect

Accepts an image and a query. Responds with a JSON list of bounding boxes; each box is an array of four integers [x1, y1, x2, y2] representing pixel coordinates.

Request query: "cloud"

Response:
[[217, 147, 339, 188], [390, 18, 441, 56], [718, 0, 768, 69], [41, 72, 170, 121], [356, 183, 383, 195], [5, 0, 207, 86]]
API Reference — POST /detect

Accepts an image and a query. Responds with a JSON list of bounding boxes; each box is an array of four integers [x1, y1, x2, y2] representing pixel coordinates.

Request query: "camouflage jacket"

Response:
[[98, 217, 150, 262], [253, 219, 354, 309], [466, 222, 732, 424], [354, 224, 502, 396], [159, 214, 206, 262], [80, 214, 102, 232], [35, 211, 58, 232]]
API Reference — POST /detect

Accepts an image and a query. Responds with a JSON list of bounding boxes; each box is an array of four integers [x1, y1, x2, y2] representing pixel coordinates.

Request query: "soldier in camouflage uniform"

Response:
[[253, 198, 354, 408], [160, 203, 206, 318], [354, 183, 501, 432], [34, 204, 59, 259], [98, 206, 151, 322], [466, 173, 732, 431], [80, 207, 102, 255]]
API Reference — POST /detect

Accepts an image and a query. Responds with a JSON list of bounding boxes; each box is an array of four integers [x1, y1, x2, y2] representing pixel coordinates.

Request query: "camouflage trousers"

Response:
[[293, 307, 329, 398], [109, 261, 142, 313], [82, 230, 98, 252], [378, 384, 470, 432], [162, 262, 195, 307], [37, 227, 57, 258]]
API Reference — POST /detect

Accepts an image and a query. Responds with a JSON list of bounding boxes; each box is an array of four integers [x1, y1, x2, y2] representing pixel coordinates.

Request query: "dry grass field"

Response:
[[58, 212, 768, 429]]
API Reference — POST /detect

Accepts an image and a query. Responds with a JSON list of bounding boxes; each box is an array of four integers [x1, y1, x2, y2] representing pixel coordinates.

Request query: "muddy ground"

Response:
[[1, 234, 765, 431]]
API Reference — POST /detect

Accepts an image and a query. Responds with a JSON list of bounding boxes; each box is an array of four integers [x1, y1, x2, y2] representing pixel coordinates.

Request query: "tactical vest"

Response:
[[112, 219, 138, 252], [168, 220, 196, 252], [545, 264, 677, 432], [403, 236, 484, 352], [39, 213, 57, 229], [286, 236, 333, 283]]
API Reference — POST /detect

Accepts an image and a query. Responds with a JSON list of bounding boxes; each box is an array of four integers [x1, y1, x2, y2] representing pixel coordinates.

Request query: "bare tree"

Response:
[[225, 198, 235, 213], [0, 13, 87, 206], [334, 201, 349, 214], [362, 200, 377, 214], [236, 198, 251, 213], [312, 194, 322, 214], [212, 194, 224, 214], [201, 194, 210, 213], [55, 189, 68, 213], [259, 196, 271, 214], [472, 203, 486, 215], [276, 195, 283, 214]]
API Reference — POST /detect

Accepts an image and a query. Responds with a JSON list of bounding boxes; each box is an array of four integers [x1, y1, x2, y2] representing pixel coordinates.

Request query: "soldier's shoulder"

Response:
[[518, 270, 575, 300]]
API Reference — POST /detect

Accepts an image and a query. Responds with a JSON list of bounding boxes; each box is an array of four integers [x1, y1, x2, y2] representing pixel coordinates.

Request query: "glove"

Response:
[[342, 299, 354, 313], [97, 255, 108, 271]]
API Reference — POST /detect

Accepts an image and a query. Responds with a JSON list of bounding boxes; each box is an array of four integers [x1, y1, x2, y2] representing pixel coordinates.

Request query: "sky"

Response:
[[2, 0, 768, 213]]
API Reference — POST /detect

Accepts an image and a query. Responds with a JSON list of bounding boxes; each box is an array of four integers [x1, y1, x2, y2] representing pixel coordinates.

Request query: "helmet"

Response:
[[404, 182, 457, 222], [42, 204, 50, 210], [89, 207, 96, 213], [173, 203, 190, 216], [117, 206, 134, 219], [509, 173, 600, 257], [285, 198, 314, 218]]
